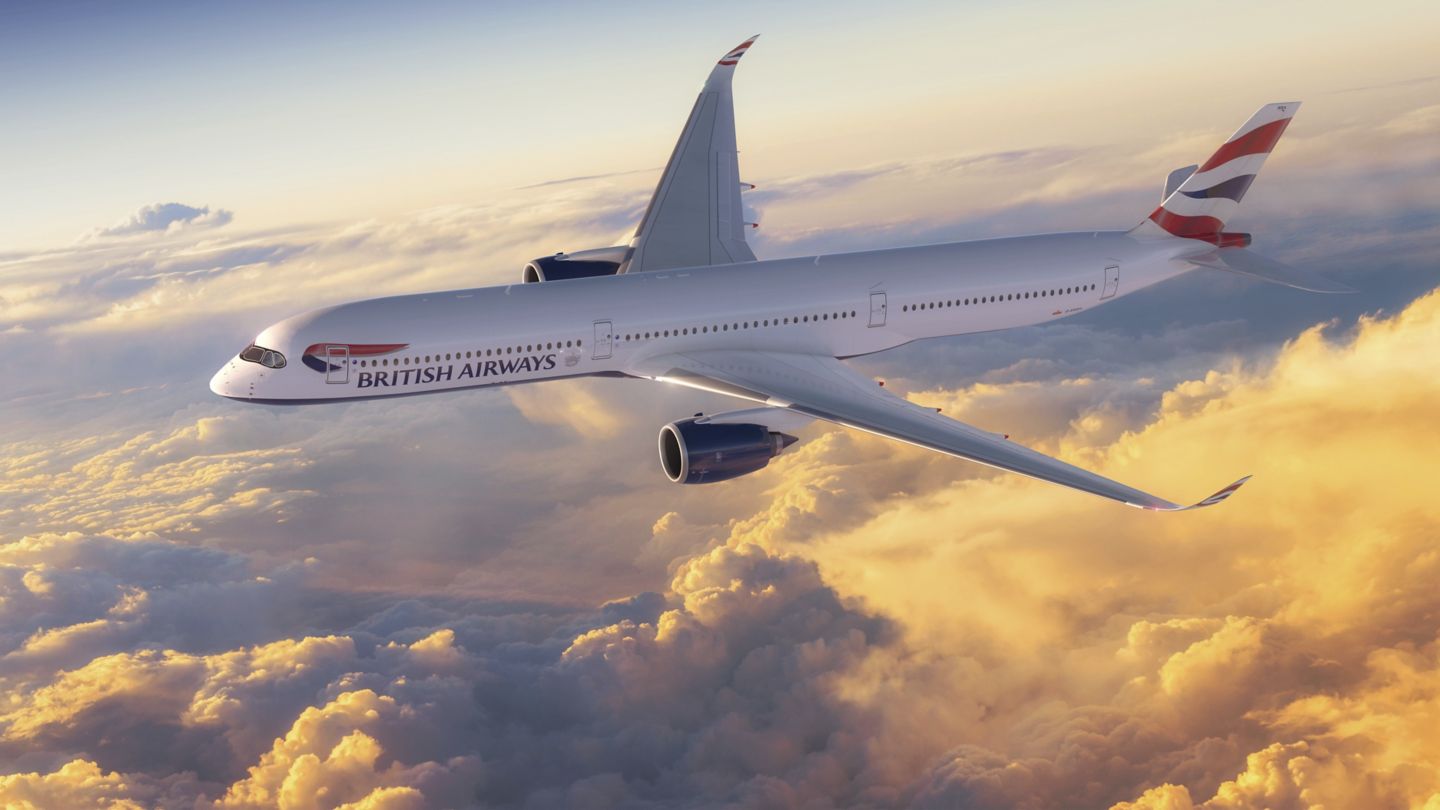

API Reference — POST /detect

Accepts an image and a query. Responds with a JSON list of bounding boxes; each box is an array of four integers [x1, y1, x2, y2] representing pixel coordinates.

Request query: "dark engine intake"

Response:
[[522, 246, 628, 283], [659, 419, 798, 484]]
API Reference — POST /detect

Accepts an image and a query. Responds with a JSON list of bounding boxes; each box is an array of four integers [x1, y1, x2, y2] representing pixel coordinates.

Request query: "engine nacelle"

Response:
[[659, 419, 798, 484], [522, 245, 629, 283]]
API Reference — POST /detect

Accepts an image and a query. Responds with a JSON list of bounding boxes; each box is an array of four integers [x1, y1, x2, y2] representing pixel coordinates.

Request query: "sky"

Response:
[[1, 1, 1439, 808]]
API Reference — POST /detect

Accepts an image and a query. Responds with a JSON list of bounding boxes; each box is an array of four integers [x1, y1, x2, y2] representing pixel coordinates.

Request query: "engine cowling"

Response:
[[659, 419, 798, 484], [522, 245, 629, 283]]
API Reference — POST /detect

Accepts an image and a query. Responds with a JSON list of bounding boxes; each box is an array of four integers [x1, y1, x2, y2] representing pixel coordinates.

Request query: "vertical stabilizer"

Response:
[[1132, 102, 1300, 241]]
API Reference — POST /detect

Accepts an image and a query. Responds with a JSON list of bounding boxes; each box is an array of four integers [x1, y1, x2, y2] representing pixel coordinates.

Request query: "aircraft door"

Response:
[[325, 344, 349, 384], [868, 292, 887, 327], [592, 320, 613, 360], [1102, 264, 1119, 299]]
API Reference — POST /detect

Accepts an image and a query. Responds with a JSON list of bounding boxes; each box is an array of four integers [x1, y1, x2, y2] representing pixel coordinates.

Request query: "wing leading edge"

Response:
[[619, 36, 759, 274], [629, 350, 1249, 511]]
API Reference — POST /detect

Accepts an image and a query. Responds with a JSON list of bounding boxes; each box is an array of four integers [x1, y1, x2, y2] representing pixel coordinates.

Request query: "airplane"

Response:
[[211, 36, 1351, 511]]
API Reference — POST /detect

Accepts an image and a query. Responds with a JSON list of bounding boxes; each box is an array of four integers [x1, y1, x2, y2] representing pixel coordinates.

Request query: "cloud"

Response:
[[517, 166, 659, 190], [0, 533, 889, 807], [213, 689, 466, 810], [1, 284, 1439, 806], [0, 759, 202, 809], [85, 202, 234, 241]]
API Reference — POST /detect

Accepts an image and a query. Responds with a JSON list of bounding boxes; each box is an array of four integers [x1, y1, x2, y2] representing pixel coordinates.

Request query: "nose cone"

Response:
[[210, 358, 255, 401]]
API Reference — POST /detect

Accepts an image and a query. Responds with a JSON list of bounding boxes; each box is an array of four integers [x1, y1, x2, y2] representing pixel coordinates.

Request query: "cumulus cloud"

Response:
[[0, 533, 888, 807], [85, 202, 234, 240]]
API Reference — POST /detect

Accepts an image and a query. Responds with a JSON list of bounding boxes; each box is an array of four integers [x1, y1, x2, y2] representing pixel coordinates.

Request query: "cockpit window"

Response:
[[239, 344, 286, 369]]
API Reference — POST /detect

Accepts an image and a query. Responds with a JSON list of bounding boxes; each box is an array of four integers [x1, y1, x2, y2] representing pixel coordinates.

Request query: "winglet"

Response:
[[718, 35, 759, 67], [1146, 475, 1252, 512]]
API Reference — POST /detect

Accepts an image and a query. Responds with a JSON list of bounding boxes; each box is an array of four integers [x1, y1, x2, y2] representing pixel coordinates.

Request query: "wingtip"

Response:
[[1134, 474, 1252, 512], [716, 35, 760, 67], [1185, 474, 1252, 510]]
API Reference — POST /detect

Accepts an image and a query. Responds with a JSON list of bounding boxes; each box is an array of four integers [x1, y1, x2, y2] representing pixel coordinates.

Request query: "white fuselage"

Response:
[[210, 231, 1198, 404]]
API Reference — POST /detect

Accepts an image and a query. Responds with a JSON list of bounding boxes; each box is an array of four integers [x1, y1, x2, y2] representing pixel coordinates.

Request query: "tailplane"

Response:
[[1131, 102, 1300, 243], [1185, 248, 1355, 294]]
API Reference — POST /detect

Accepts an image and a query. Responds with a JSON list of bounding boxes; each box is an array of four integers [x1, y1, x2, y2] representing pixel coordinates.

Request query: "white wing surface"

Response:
[[629, 350, 1249, 511], [620, 36, 759, 274]]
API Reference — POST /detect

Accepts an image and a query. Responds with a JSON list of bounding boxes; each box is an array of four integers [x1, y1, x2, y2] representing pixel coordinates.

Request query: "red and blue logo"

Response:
[[301, 343, 408, 373]]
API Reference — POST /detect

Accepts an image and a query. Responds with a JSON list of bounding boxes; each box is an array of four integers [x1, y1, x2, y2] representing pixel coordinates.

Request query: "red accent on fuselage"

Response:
[[302, 343, 408, 357]]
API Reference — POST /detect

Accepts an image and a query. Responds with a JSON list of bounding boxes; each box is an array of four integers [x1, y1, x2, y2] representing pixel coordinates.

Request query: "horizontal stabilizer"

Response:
[[1187, 248, 1355, 294]]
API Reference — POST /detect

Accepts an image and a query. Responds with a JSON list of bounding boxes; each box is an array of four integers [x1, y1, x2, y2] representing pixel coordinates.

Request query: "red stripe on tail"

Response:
[[1148, 208, 1224, 239], [1199, 118, 1292, 172]]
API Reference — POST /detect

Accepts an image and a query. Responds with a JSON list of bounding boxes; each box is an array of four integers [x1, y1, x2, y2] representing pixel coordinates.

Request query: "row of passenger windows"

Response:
[[621, 310, 860, 342], [349, 287, 1087, 369], [356, 339, 582, 367], [901, 283, 1096, 313]]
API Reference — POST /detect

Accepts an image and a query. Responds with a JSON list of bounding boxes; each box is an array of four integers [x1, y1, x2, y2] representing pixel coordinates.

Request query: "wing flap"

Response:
[[631, 350, 1248, 511]]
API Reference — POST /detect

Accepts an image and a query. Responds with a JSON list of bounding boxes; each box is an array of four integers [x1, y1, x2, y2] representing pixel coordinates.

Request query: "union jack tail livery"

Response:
[[1133, 102, 1299, 244]]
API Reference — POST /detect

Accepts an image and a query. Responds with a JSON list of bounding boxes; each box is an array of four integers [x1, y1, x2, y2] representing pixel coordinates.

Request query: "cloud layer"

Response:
[[5, 282, 1440, 807]]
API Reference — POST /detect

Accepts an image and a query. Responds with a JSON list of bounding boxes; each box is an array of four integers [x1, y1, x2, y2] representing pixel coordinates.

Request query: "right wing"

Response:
[[630, 350, 1250, 511], [619, 36, 759, 274]]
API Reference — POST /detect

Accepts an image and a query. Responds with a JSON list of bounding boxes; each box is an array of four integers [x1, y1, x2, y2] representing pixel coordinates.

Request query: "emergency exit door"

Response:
[[868, 292, 887, 327], [592, 320, 613, 360], [1101, 265, 1119, 299]]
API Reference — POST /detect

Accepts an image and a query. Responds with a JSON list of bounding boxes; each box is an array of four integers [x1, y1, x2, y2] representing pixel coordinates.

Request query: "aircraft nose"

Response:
[[209, 358, 255, 401]]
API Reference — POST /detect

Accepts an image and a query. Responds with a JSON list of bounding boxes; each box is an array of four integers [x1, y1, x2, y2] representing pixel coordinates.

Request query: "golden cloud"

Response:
[[693, 288, 1440, 806]]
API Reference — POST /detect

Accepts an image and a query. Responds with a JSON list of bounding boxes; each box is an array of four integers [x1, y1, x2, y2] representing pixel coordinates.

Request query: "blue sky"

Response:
[[5, 0, 1435, 247]]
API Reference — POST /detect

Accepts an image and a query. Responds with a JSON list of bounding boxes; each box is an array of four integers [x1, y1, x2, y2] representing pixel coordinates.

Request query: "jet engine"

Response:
[[659, 418, 799, 484], [522, 245, 629, 283]]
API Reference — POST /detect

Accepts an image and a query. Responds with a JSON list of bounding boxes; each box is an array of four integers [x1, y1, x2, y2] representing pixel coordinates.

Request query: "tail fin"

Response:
[[1131, 102, 1300, 241]]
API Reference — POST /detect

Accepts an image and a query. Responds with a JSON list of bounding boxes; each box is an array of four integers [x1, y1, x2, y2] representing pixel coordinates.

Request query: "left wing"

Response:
[[629, 350, 1249, 511], [619, 36, 759, 274]]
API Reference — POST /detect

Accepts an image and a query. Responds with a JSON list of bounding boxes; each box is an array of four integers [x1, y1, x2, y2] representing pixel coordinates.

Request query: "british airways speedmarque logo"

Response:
[[301, 343, 408, 373]]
